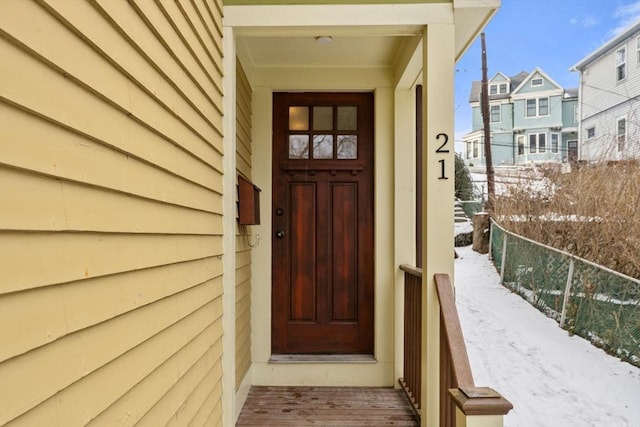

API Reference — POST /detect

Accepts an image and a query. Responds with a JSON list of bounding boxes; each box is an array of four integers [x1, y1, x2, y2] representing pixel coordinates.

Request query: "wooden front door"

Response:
[[272, 92, 374, 354]]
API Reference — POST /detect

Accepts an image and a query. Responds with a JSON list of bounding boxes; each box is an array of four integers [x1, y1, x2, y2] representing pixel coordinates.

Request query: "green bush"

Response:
[[455, 153, 474, 200]]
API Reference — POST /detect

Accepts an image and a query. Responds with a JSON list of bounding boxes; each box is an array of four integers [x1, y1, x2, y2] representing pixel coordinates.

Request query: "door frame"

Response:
[[270, 92, 376, 355]]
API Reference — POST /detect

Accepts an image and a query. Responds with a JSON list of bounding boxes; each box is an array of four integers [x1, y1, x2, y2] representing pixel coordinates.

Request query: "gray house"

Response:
[[463, 68, 579, 166], [571, 22, 640, 162]]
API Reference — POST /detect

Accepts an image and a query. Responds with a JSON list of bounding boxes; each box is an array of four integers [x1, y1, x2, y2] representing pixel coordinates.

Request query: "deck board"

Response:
[[236, 386, 419, 426]]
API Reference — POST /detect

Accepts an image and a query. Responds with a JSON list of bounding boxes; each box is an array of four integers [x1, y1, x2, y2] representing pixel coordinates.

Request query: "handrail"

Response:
[[399, 266, 512, 426], [434, 273, 474, 389], [434, 273, 513, 424]]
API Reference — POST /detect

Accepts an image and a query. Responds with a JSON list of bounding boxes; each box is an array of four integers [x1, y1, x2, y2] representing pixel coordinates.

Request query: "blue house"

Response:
[[463, 68, 578, 167]]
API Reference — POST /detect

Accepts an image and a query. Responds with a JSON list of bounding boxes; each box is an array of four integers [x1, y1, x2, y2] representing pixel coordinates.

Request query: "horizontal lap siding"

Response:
[[235, 59, 253, 390], [0, 0, 224, 425]]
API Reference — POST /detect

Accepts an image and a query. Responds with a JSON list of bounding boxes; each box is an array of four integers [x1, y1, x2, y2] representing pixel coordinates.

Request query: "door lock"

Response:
[[276, 230, 285, 239]]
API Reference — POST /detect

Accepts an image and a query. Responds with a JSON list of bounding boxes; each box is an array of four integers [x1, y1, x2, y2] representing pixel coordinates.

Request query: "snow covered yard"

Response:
[[454, 245, 640, 427]]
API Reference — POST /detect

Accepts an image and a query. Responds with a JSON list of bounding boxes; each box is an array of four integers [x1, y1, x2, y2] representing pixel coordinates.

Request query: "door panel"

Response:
[[272, 92, 374, 354]]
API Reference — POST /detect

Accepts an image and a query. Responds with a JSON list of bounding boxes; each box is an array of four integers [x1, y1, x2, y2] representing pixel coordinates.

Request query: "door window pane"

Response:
[[289, 106, 309, 131], [337, 135, 357, 159], [289, 135, 309, 159], [337, 106, 357, 131], [313, 135, 333, 159], [313, 106, 333, 130]]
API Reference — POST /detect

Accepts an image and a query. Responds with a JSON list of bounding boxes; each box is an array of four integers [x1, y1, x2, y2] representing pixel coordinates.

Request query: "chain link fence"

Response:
[[490, 220, 640, 367]]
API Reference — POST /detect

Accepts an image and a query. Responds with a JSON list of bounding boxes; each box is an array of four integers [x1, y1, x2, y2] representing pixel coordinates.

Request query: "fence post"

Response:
[[488, 219, 494, 261], [560, 259, 575, 328], [500, 233, 508, 284]]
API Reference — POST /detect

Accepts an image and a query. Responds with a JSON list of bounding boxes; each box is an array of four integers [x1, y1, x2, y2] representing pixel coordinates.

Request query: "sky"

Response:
[[454, 0, 640, 153], [454, 244, 640, 426]]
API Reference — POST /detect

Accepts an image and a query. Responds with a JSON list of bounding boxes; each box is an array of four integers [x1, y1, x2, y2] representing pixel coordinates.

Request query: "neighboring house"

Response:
[[0, 2, 507, 427], [571, 22, 640, 162], [463, 68, 579, 167]]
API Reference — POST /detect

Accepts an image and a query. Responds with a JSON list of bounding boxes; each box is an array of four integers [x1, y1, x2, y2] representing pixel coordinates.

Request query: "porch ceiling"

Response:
[[237, 26, 422, 69]]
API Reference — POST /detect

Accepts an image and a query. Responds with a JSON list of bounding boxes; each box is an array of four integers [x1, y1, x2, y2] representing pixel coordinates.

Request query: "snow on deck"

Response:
[[454, 245, 640, 427]]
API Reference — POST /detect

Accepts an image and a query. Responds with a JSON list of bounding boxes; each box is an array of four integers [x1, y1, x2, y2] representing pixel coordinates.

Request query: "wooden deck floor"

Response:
[[236, 386, 419, 426]]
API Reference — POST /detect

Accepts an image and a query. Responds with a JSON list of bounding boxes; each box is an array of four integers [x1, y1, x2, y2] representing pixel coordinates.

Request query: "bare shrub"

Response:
[[494, 161, 640, 279]]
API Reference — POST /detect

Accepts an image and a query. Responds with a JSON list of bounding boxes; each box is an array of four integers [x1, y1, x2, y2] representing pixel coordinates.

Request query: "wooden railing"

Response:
[[399, 267, 513, 427], [399, 264, 422, 417]]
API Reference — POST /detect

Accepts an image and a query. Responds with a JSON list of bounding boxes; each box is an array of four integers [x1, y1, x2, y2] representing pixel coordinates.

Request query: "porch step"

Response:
[[236, 386, 419, 426]]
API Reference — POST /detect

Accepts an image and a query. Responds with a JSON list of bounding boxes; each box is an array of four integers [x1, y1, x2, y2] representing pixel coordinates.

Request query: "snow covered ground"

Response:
[[454, 245, 640, 427]]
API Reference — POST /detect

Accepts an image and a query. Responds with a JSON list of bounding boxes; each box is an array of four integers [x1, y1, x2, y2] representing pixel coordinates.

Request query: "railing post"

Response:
[[450, 387, 512, 427]]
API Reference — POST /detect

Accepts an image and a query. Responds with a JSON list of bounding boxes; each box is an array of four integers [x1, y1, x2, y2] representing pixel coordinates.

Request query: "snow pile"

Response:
[[454, 245, 640, 427]]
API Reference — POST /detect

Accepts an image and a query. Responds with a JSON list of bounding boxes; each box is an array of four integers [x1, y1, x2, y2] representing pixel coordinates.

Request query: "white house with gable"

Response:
[[571, 22, 640, 162]]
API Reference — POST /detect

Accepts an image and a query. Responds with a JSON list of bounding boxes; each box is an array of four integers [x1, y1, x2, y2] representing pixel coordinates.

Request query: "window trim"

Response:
[[586, 126, 596, 139], [528, 132, 546, 154], [531, 78, 543, 87], [517, 135, 525, 156], [616, 46, 627, 81], [525, 97, 550, 118], [550, 132, 559, 154], [617, 116, 626, 152], [573, 105, 579, 124], [490, 83, 508, 95], [490, 104, 501, 123]]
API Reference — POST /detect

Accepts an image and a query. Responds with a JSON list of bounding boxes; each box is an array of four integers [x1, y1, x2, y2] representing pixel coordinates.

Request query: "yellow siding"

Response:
[[0, 0, 224, 425], [235, 59, 253, 390]]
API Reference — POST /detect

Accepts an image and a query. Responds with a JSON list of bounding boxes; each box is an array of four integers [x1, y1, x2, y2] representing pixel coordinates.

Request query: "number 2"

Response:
[[436, 133, 449, 153]]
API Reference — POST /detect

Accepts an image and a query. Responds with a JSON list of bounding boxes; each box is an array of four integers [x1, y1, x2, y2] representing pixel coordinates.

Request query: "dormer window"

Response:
[[531, 78, 543, 86], [489, 83, 508, 95]]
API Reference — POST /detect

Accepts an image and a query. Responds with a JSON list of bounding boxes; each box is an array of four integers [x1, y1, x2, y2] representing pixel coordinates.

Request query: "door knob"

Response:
[[276, 230, 285, 239]]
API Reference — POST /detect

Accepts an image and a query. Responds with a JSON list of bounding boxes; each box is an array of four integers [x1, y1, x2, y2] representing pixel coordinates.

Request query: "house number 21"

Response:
[[436, 133, 449, 180]]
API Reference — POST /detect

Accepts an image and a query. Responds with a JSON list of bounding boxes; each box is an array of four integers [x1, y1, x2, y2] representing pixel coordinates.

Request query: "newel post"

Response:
[[449, 387, 513, 427]]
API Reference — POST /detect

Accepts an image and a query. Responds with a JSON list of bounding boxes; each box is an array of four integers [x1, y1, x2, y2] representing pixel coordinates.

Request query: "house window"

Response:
[[538, 97, 549, 116], [551, 133, 559, 153], [490, 105, 501, 122], [490, 83, 508, 95], [616, 46, 626, 81], [538, 133, 546, 153], [637, 36, 640, 64], [526, 97, 549, 117], [526, 99, 537, 117], [574, 105, 579, 124], [617, 117, 626, 151], [529, 133, 537, 154], [531, 78, 543, 86], [473, 140, 479, 158], [529, 133, 546, 153], [466, 141, 473, 159], [517, 135, 525, 156], [587, 126, 595, 139]]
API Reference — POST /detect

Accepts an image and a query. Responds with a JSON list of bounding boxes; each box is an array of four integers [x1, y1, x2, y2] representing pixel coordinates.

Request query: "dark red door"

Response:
[[272, 92, 374, 354]]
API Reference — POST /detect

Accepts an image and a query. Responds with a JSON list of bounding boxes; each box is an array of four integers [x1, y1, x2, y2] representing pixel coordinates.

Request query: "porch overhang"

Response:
[[224, 1, 500, 68]]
